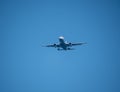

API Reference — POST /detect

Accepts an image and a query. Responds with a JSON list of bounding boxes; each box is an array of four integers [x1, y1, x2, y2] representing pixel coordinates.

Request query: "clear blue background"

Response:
[[1, 0, 120, 92]]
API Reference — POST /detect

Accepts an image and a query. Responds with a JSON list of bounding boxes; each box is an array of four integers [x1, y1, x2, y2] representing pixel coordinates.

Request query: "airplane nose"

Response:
[[59, 36, 64, 39]]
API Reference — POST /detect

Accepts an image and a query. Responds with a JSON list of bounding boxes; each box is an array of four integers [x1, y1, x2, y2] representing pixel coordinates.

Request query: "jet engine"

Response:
[[69, 43, 72, 46], [54, 44, 57, 48]]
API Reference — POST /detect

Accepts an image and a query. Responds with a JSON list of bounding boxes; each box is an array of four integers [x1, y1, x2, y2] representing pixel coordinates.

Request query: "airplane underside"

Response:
[[44, 36, 86, 51], [57, 47, 74, 51]]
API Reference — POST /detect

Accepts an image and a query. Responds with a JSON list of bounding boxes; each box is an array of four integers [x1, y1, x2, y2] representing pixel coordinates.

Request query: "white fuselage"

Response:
[[59, 36, 67, 50]]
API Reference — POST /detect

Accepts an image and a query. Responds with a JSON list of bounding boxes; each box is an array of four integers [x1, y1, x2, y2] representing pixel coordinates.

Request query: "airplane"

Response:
[[44, 36, 86, 51]]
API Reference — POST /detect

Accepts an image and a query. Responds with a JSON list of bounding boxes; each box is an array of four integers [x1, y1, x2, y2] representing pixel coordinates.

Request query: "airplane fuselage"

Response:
[[59, 36, 67, 50]]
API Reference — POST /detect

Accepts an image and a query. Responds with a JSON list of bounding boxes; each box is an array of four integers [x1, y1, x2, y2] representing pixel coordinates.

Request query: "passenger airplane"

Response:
[[44, 36, 86, 50]]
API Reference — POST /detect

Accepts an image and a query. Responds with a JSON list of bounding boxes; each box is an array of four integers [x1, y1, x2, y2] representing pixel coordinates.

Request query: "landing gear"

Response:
[[67, 48, 75, 50], [67, 48, 70, 50], [57, 48, 60, 50]]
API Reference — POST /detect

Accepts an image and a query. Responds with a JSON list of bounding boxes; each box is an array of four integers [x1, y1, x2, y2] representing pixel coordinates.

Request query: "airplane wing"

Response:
[[45, 44, 60, 47], [72, 42, 87, 46], [66, 42, 87, 46]]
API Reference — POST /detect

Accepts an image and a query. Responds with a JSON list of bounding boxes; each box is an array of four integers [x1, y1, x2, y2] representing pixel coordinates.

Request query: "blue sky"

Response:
[[1, 0, 120, 92]]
